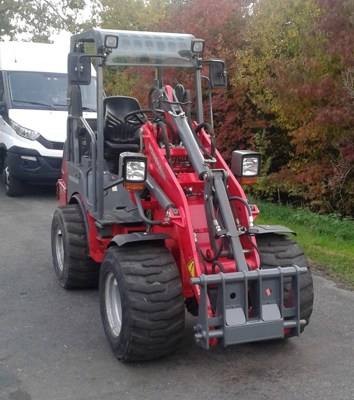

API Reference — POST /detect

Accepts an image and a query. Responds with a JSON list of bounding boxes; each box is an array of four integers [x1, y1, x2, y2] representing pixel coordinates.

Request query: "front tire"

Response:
[[256, 233, 314, 331], [3, 156, 23, 197], [51, 204, 100, 289], [99, 243, 185, 362]]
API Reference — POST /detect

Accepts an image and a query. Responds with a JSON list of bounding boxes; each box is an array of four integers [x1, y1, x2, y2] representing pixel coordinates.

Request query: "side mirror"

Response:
[[209, 59, 227, 88], [68, 52, 91, 85]]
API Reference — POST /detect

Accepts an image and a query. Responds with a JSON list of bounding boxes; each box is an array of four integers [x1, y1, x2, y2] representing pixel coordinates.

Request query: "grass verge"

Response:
[[253, 199, 354, 287]]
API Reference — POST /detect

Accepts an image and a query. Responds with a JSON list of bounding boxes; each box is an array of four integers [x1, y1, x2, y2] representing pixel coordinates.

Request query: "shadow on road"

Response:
[[1, 182, 57, 199]]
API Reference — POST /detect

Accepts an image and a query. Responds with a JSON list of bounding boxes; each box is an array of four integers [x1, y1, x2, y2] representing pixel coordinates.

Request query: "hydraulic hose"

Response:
[[133, 190, 162, 226], [156, 121, 172, 167], [196, 122, 216, 160], [228, 196, 253, 219]]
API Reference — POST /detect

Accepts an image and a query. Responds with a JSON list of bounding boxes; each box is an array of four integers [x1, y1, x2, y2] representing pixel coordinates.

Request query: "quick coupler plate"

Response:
[[190, 266, 307, 349]]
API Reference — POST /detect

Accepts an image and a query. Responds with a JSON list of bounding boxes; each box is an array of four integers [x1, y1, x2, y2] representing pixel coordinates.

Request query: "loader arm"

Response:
[[137, 85, 308, 348]]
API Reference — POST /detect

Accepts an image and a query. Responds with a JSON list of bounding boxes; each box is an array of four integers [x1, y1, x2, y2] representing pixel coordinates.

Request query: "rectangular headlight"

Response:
[[231, 150, 261, 182], [126, 160, 146, 181], [119, 152, 147, 190], [191, 39, 204, 55], [105, 35, 119, 49]]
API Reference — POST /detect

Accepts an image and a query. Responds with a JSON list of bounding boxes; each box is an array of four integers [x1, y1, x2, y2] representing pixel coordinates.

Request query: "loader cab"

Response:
[[62, 29, 225, 220]]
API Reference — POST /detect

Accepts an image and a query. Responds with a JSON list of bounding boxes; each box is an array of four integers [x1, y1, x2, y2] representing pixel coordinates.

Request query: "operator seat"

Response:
[[103, 96, 143, 172]]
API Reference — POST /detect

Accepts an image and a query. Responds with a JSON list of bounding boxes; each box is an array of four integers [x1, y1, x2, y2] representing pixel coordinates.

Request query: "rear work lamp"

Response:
[[231, 150, 261, 184]]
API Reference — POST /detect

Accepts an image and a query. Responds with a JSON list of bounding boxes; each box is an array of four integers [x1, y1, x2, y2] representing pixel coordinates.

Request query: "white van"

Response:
[[0, 42, 96, 196]]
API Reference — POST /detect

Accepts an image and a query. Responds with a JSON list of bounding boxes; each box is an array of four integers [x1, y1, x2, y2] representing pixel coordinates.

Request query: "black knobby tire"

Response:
[[3, 156, 23, 197], [99, 243, 185, 362], [51, 204, 100, 289], [256, 233, 314, 331]]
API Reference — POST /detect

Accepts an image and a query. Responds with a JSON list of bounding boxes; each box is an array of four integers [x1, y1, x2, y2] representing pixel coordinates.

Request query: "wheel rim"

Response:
[[4, 165, 10, 191], [55, 227, 64, 272], [105, 272, 122, 338]]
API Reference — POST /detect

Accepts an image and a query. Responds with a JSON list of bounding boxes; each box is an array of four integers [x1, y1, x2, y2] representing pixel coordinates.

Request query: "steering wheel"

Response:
[[124, 108, 165, 126], [124, 110, 148, 126]]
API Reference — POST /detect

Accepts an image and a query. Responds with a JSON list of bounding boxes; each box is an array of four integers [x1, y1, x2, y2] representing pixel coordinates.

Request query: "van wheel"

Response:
[[3, 156, 23, 197]]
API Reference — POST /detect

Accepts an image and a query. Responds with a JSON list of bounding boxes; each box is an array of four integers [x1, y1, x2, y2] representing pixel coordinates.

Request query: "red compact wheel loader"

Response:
[[51, 29, 314, 361]]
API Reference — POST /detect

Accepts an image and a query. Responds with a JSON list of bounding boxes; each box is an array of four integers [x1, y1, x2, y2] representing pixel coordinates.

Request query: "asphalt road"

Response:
[[0, 184, 354, 400]]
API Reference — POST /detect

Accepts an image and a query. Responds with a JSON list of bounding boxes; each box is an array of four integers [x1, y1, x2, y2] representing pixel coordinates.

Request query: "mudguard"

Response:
[[249, 224, 295, 235], [109, 232, 170, 247]]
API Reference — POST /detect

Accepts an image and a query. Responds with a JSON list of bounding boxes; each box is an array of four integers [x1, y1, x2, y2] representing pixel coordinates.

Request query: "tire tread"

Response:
[[100, 244, 185, 361], [256, 233, 314, 332]]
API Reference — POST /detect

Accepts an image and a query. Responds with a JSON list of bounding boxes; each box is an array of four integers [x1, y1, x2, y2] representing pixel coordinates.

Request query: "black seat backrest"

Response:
[[103, 96, 142, 173], [103, 96, 142, 149]]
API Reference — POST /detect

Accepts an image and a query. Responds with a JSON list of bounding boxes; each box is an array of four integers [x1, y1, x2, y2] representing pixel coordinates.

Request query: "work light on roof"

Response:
[[105, 35, 119, 49], [191, 39, 204, 55]]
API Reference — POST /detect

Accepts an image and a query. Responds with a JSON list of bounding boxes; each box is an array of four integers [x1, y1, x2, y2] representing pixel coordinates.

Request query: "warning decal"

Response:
[[186, 259, 195, 278]]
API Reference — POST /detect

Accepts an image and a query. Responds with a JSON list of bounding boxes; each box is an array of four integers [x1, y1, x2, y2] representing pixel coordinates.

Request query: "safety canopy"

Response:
[[71, 28, 197, 67]]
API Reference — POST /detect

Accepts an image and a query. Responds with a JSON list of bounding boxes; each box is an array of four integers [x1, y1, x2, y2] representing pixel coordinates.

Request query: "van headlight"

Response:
[[9, 119, 40, 141]]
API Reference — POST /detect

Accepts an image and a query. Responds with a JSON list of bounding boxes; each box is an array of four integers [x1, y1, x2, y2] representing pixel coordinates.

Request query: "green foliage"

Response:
[[255, 199, 354, 286], [100, 0, 169, 31], [0, 0, 14, 38], [0, 0, 101, 41], [234, 0, 322, 123]]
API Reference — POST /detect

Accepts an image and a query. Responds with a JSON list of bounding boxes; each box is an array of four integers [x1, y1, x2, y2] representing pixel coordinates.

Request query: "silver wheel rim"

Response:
[[4, 166, 10, 191], [55, 228, 64, 273], [105, 272, 122, 338]]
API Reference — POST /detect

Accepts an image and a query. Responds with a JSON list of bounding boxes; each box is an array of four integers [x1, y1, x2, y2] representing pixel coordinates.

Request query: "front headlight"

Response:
[[119, 152, 147, 190], [9, 119, 40, 141], [126, 160, 146, 182], [231, 150, 261, 184], [242, 156, 260, 177]]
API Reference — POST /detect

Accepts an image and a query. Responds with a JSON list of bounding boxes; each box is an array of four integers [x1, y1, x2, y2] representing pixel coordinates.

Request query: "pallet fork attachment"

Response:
[[191, 265, 307, 349]]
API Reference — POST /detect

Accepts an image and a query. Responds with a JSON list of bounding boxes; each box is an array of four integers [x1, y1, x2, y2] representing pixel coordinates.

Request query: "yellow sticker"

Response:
[[187, 259, 195, 278]]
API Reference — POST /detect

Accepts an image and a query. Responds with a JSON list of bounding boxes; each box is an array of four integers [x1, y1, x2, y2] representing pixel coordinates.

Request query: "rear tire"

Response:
[[256, 233, 314, 331], [3, 156, 23, 197], [51, 204, 100, 289], [99, 243, 185, 362]]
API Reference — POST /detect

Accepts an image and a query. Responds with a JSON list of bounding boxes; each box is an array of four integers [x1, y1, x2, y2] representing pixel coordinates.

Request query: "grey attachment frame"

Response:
[[191, 265, 307, 349]]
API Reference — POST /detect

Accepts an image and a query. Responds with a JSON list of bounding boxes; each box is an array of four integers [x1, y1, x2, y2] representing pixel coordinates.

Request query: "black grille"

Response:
[[37, 135, 64, 150]]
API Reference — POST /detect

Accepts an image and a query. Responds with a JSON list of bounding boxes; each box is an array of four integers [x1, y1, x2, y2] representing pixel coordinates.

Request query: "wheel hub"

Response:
[[105, 272, 122, 338], [55, 228, 64, 273], [4, 166, 10, 191]]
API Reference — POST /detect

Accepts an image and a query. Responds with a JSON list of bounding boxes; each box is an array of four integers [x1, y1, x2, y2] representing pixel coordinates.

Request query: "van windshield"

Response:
[[7, 71, 96, 111]]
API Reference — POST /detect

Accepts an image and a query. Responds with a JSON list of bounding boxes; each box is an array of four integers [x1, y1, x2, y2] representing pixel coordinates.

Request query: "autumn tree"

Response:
[[124, 0, 256, 159], [233, 0, 354, 216]]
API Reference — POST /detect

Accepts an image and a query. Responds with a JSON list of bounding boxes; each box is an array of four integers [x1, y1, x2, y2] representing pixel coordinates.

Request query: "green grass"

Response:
[[253, 200, 354, 287]]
